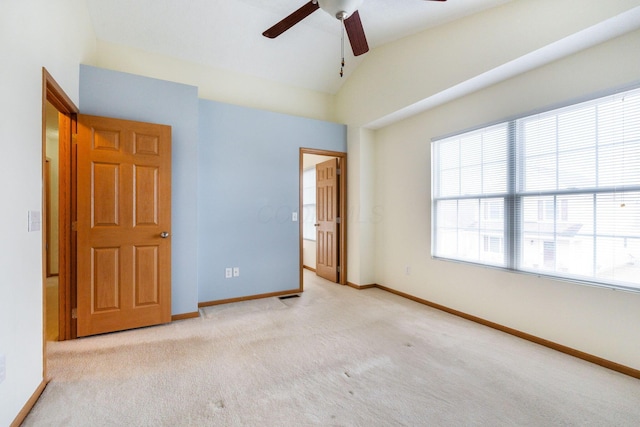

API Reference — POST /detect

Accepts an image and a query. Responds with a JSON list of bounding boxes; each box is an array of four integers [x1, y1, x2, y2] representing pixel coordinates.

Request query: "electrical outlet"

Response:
[[0, 354, 6, 384], [225, 268, 233, 279], [233, 267, 240, 277], [292, 212, 298, 221]]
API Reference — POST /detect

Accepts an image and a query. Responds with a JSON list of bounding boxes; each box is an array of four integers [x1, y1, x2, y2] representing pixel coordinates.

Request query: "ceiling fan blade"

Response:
[[263, 1, 320, 38], [344, 10, 369, 56]]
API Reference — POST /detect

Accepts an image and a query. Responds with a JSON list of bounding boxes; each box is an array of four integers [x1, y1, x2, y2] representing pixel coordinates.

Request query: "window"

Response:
[[302, 168, 316, 241], [432, 87, 640, 291]]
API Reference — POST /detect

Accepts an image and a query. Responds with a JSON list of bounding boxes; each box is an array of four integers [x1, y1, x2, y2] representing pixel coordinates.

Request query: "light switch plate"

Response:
[[28, 210, 41, 232], [233, 267, 240, 277], [292, 212, 298, 222]]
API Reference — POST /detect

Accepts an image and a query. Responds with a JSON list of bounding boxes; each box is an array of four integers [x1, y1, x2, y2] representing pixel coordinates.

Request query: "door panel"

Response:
[[134, 245, 160, 306], [92, 247, 120, 311], [92, 163, 119, 226], [135, 166, 159, 225], [77, 114, 171, 337], [316, 158, 339, 282]]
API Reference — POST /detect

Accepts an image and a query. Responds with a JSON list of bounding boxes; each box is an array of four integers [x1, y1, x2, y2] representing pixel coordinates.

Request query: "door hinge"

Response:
[[71, 308, 77, 319], [71, 221, 77, 231], [337, 266, 341, 273], [336, 168, 341, 175], [336, 217, 341, 224]]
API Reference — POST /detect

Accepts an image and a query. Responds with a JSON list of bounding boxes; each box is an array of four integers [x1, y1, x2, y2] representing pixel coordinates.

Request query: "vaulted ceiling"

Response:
[[85, 0, 514, 94]]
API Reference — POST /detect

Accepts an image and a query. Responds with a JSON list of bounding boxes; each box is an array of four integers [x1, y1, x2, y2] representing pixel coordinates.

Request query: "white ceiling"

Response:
[[85, 0, 514, 94]]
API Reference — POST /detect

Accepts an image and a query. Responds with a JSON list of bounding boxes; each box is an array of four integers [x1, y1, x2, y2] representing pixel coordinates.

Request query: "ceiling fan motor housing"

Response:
[[318, 0, 364, 19]]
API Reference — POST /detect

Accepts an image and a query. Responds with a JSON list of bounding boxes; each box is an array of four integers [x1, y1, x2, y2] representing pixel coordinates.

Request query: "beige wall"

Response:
[[303, 240, 317, 271], [0, 1, 97, 425], [346, 126, 377, 286], [341, 0, 640, 298], [368, 29, 640, 370], [94, 40, 337, 123], [331, 0, 640, 371], [335, 0, 640, 127]]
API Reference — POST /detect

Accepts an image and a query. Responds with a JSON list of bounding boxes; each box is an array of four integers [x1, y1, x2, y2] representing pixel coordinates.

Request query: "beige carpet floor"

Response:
[[24, 271, 640, 426]]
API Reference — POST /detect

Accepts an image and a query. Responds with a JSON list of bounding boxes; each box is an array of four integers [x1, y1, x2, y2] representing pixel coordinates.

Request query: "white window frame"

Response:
[[432, 85, 640, 292]]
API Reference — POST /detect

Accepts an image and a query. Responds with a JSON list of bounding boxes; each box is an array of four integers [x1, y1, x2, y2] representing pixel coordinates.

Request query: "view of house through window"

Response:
[[432, 87, 640, 291]]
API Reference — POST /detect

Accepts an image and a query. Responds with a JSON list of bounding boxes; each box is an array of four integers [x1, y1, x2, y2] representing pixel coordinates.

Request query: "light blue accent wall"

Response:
[[78, 65, 346, 312], [79, 65, 199, 316], [198, 100, 346, 302]]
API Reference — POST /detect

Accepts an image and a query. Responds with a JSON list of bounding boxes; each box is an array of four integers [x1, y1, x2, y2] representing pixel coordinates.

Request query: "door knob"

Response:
[[160, 231, 170, 238], [314, 223, 320, 227]]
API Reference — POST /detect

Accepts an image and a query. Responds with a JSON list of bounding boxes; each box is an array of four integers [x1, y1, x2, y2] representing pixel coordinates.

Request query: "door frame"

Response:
[[44, 158, 52, 277], [42, 68, 78, 358], [299, 148, 347, 289]]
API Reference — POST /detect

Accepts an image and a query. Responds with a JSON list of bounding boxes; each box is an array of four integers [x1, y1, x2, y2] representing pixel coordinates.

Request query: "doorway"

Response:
[[299, 148, 347, 289], [42, 69, 174, 346], [42, 69, 79, 383], [44, 100, 60, 341]]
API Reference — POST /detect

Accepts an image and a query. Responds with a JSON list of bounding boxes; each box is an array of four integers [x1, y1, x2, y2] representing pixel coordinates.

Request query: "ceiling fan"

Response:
[[263, 0, 447, 57]]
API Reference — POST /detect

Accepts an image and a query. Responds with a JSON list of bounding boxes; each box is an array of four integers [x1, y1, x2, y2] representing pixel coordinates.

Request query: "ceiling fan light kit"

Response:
[[263, 0, 447, 75], [317, 0, 363, 19]]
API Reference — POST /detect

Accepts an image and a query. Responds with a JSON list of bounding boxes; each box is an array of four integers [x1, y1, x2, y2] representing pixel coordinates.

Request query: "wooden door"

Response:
[[76, 115, 172, 337], [316, 158, 339, 282]]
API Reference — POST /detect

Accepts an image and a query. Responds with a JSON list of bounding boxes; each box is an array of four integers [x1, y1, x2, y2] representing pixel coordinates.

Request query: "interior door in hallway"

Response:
[[316, 158, 339, 282], [76, 115, 172, 337]]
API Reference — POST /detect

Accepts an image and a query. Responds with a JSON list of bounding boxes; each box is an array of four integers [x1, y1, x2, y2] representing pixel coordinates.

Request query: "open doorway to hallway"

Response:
[[301, 154, 336, 273], [300, 149, 347, 289], [42, 68, 79, 353], [44, 100, 60, 341]]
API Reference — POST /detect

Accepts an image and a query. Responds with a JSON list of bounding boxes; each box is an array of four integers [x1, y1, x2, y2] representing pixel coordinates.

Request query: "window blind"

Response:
[[432, 87, 640, 291]]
